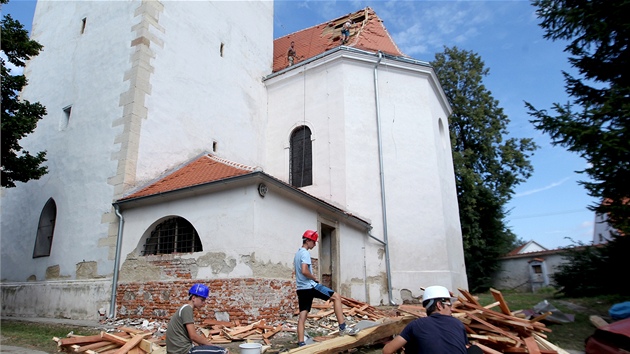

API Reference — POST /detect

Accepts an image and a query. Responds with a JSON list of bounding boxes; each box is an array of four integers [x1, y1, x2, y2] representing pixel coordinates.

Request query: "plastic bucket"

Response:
[[239, 342, 262, 354]]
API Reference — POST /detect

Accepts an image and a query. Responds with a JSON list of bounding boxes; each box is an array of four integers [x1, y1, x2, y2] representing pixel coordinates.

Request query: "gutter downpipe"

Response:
[[374, 51, 395, 305], [109, 204, 124, 318]]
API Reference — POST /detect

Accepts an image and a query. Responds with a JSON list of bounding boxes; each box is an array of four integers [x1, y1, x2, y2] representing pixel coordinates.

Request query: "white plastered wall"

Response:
[[136, 1, 273, 185], [265, 50, 467, 304], [1, 1, 138, 282]]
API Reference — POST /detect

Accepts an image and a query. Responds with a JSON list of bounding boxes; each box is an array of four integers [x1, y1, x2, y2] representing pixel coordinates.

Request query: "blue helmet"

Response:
[[189, 283, 209, 299]]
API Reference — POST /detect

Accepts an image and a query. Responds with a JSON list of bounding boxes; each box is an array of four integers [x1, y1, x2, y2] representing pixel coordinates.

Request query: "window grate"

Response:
[[142, 217, 202, 256]]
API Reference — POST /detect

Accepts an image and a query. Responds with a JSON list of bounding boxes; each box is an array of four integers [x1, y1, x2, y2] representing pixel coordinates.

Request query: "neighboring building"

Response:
[[593, 211, 615, 245], [1, 4, 467, 321], [492, 241, 568, 292]]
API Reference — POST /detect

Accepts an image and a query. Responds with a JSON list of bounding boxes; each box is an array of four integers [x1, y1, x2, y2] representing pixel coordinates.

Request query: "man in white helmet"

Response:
[[383, 285, 470, 354]]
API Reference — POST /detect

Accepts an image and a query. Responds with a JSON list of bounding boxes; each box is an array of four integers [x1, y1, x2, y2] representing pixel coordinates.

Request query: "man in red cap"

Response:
[[294, 230, 358, 347]]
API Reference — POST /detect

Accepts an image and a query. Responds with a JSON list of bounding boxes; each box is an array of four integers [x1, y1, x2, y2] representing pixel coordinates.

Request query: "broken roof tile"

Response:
[[273, 7, 404, 72]]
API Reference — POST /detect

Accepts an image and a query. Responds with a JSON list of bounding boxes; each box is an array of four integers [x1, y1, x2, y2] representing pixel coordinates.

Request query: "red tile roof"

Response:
[[120, 154, 256, 200], [273, 7, 404, 72]]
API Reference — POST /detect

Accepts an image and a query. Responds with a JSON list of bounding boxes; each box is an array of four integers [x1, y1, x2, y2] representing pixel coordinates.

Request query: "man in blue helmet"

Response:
[[166, 283, 229, 354]]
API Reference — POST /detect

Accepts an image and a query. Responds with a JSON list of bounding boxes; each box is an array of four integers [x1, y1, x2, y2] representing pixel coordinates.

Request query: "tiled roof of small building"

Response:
[[120, 154, 256, 200], [273, 7, 404, 72]]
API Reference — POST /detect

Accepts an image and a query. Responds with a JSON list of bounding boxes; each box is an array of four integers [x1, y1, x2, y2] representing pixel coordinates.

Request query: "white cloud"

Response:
[[515, 176, 572, 197]]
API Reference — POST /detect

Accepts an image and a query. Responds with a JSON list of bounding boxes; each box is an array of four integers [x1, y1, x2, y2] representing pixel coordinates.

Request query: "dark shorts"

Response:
[[297, 283, 334, 312], [189, 345, 227, 354], [341, 29, 349, 37]]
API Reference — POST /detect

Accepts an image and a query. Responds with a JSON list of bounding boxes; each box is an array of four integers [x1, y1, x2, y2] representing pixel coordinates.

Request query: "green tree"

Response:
[[526, 0, 630, 235], [432, 46, 537, 292], [1, 0, 48, 188]]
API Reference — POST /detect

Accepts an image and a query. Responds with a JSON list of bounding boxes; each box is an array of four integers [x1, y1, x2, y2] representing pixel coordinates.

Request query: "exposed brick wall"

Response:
[[116, 278, 297, 323]]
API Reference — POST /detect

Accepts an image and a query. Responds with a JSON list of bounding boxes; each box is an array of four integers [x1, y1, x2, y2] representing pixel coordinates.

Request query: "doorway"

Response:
[[319, 224, 338, 290]]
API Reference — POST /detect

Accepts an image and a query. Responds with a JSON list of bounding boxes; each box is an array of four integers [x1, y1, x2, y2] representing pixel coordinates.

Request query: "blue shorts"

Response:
[[297, 283, 334, 312], [342, 29, 349, 37]]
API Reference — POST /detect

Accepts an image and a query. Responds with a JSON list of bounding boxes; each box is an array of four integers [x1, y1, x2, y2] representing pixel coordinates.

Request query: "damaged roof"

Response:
[[273, 7, 404, 72], [119, 154, 257, 201]]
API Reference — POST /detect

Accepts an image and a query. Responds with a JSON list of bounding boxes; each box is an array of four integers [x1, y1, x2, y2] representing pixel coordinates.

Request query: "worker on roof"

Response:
[[341, 20, 353, 44], [287, 41, 296, 66], [294, 230, 359, 347]]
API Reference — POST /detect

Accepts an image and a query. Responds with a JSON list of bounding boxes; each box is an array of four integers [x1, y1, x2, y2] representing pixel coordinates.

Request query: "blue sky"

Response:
[[2, 0, 597, 249]]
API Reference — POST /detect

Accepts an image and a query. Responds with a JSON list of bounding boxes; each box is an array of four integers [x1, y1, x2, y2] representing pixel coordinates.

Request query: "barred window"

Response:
[[290, 126, 312, 187], [142, 217, 202, 255], [33, 198, 57, 258]]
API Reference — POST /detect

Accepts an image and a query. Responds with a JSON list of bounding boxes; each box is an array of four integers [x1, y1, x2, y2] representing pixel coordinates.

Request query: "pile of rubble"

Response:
[[52, 296, 390, 353], [53, 290, 572, 354]]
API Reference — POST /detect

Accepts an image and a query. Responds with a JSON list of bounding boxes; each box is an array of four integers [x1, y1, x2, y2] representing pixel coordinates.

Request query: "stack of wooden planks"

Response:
[[452, 288, 570, 354], [53, 327, 166, 354], [200, 319, 284, 345]]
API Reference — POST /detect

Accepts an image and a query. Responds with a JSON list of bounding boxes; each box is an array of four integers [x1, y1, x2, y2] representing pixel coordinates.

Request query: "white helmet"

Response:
[[422, 286, 452, 303]]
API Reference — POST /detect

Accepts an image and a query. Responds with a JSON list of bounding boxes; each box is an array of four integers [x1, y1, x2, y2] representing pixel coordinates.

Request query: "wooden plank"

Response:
[[474, 342, 503, 354], [287, 316, 414, 354], [74, 341, 114, 353], [113, 333, 149, 354], [529, 311, 552, 323], [202, 319, 234, 327], [225, 321, 261, 336], [117, 327, 146, 335], [458, 288, 482, 306], [532, 333, 571, 354], [483, 301, 501, 310], [102, 333, 129, 346], [467, 313, 523, 346], [589, 315, 608, 328], [523, 336, 542, 354], [262, 326, 283, 339], [59, 334, 106, 346], [85, 343, 120, 353], [490, 288, 512, 315], [469, 333, 517, 346], [397, 304, 426, 318]]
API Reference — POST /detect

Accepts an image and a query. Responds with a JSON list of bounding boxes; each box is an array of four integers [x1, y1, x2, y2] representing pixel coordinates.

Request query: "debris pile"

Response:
[[53, 296, 390, 353], [452, 288, 570, 354], [53, 290, 572, 354], [53, 327, 165, 354]]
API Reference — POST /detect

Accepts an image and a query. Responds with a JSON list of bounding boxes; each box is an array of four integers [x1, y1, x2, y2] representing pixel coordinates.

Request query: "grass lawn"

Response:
[[475, 289, 627, 351], [0, 320, 100, 353]]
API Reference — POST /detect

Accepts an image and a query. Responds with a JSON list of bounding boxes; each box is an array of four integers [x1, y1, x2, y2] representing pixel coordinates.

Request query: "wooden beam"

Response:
[[523, 336, 542, 354], [113, 333, 149, 354], [287, 316, 414, 354], [490, 288, 512, 315]]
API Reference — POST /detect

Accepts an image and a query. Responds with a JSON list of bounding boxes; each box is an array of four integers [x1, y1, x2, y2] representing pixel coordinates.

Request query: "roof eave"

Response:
[[113, 171, 371, 230], [264, 47, 452, 116]]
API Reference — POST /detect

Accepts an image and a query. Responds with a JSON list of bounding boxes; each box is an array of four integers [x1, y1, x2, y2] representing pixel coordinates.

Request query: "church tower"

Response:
[[1, 0, 273, 314]]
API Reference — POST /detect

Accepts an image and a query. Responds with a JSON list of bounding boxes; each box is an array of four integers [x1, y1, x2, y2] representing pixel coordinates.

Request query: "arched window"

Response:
[[290, 126, 312, 187], [33, 198, 57, 258], [142, 217, 202, 255]]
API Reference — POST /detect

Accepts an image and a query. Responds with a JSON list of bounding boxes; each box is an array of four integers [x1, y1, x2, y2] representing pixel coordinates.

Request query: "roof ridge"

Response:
[[207, 154, 259, 172], [275, 7, 371, 40]]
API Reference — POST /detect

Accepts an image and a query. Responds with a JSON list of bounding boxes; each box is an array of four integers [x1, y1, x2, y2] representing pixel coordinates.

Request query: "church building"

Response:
[[1, 2, 467, 321]]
